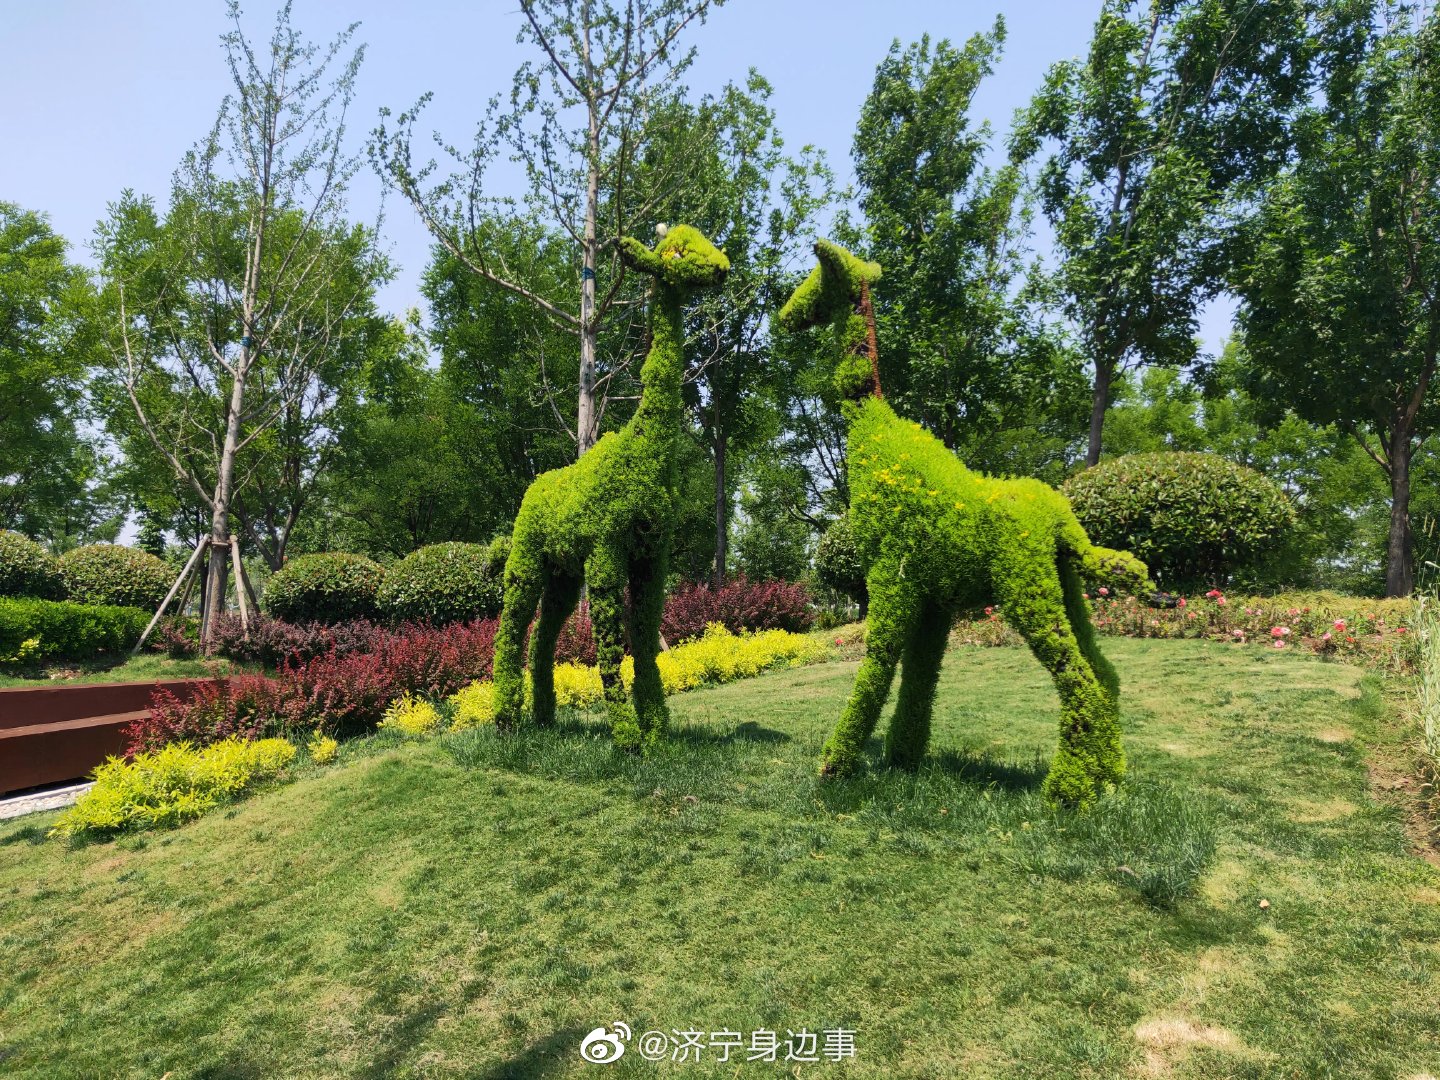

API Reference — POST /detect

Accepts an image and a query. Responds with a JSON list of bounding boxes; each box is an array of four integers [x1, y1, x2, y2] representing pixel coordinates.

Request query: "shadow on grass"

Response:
[[0, 824, 48, 846], [469, 1026, 590, 1080], [929, 747, 1049, 791]]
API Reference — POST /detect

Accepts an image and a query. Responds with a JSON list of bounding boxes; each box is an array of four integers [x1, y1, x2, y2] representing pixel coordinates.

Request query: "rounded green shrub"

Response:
[[57, 544, 173, 611], [813, 513, 868, 612], [1062, 452, 1295, 593], [378, 541, 507, 625], [0, 530, 64, 599], [261, 552, 385, 624]]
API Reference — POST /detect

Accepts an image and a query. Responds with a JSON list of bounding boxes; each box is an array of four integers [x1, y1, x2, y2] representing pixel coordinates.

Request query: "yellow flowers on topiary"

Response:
[[51, 738, 297, 838], [493, 225, 729, 753], [778, 240, 1153, 806]]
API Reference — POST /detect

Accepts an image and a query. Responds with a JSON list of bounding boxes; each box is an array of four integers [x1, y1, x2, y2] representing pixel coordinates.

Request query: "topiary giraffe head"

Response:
[[777, 240, 883, 401], [618, 224, 729, 293]]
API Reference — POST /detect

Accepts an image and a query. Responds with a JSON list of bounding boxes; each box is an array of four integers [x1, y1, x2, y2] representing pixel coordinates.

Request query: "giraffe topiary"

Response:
[[778, 240, 1153, 805], [492, 225, 729, 752]]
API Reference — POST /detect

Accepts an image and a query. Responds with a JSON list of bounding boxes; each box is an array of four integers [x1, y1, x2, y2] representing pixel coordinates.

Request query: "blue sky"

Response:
[[3, 0, 1232, 349]]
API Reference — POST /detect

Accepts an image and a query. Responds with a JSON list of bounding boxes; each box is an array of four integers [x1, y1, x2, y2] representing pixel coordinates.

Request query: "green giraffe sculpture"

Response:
[[493, 225, 729, 751], [778, 240, 1152, 805]]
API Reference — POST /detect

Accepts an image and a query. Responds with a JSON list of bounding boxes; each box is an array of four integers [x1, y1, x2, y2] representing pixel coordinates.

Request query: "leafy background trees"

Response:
[[7, 0, 1439, 605]]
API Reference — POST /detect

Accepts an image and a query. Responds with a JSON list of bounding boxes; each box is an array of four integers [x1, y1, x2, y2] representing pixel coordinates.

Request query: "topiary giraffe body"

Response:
[[493, 226, 729, 752], [779, 241, 1150, 804]]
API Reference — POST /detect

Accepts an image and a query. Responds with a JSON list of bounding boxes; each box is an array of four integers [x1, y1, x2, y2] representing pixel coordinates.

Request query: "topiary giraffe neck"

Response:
[[631, 283, 685, 436]]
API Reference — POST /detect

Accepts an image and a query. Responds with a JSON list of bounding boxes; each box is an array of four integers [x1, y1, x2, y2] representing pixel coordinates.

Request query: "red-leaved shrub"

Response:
[[128, 578, 815, 752], [554, 605, 598, 666], [126, 618, 499, 751], [661, 577, 814, 643], [136, 675, 284, 752], [201, 614, 389, 666]]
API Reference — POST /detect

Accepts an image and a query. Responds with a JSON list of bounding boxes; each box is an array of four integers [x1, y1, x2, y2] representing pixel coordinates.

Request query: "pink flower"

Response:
[[1231, 629, 1245, 639], [1270, 626, 1290, 638], [1177, 597, 1187, 608], [1186, 611, 1196, 620], [1205, 589, 1223, 599], [1273, 639, 1286, 649], [1098, 587, 1110, 597], [1333, 619, 1347, 631], [1082, 592, 1089, 600], [1216, 597, 1227, 607], [984, 606, 994, 616], [1322, 631, 1332, 641]]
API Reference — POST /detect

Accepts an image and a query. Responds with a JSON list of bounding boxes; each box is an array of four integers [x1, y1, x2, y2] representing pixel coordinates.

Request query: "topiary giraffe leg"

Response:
[[820, 560, 919, 777], [494, 537, 547, 733], [628, 547, 671, 749], [587, 545, 641, 752], [995, 545, 1125, 806], [1060, 552, 1119, 705], [527, 570, 583, 728], [885, 600, 952, 770]]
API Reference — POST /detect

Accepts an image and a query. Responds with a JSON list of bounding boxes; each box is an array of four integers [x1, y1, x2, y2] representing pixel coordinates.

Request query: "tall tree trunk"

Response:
[[1385, 424, 1414, 597], [1085, 355, 1114, 467], [576, 28, 600, 458], [712, 433, 727, 588], [201, 355, 248, 644]]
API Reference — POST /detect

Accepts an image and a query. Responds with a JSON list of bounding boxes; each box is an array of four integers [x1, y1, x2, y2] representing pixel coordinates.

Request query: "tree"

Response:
[[666, 75, 832, 584], [854, 26, 1074, 460], [1012, 0, 1308, 466], [1231, 1, 1440, 596], [1104, 354, 1395, 593], [374, 0, 723, 457], [97, 3, 386, 639], [0, 204, 114, 545]]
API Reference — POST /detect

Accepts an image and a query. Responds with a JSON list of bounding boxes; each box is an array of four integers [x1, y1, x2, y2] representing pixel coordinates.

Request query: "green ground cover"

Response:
[[0, 653, 254, 688], [1, 638, 1437, 1078]]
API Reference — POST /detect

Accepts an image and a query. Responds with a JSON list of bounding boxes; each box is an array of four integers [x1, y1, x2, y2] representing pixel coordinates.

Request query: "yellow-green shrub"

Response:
[[379, 693, 441, 736], [448, 627, 826, 723], [553, 661, 604, 708], [307, 733, 339, 764], [51, 737, 296, 837], [450, 680, 499, 729]]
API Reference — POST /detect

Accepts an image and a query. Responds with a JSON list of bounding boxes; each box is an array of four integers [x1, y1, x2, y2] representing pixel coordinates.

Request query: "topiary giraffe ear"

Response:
[[776, 240, 882, 333]]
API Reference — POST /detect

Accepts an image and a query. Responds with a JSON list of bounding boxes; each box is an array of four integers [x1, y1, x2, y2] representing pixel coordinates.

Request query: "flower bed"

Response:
[[128, 619, 499, 752], [947, 589, 1417, 671]]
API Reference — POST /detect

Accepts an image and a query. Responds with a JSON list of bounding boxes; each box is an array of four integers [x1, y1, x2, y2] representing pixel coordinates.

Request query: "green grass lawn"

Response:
[[0, 653, 256, 688], [2, 638, 1438, 1078]]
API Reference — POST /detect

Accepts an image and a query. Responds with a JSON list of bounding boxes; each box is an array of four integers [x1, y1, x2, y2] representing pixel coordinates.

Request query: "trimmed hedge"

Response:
[[261, 552, 385, 624], [378, 539, 508, 625], [0, 530, 64, 599], [0, 597, 150, 663], [1063, 452, 1295, 593], [57, 544, 173, 612]]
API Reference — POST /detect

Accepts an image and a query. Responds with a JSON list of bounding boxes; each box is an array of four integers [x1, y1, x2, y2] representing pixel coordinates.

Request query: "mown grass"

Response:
[[0, 652, 256, 688], [1, 638, 1438, 1078]]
